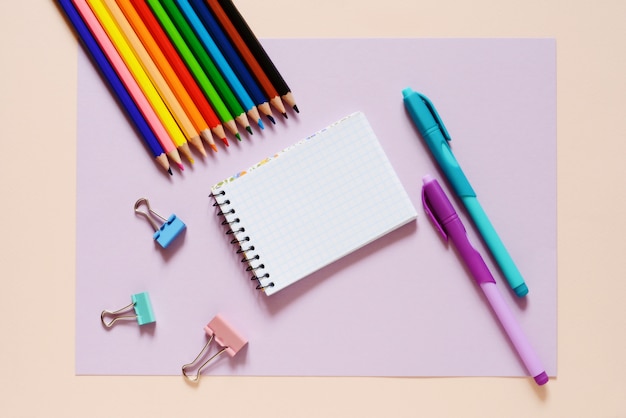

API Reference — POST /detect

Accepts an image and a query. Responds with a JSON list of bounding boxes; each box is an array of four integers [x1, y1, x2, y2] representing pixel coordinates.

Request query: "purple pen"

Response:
[[422, 175, 548, 385]]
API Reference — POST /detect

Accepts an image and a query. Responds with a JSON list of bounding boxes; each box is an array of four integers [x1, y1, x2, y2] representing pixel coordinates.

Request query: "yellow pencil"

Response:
[[115, 0, 218, 152], [86, 0, 194, 163], [103, 0, 208, 156]]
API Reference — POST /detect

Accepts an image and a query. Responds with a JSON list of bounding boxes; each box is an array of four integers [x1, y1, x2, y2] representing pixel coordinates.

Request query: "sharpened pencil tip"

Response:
[[168, 167, 173, 175], [257, 119, 265, 130], [246, 126, 253, 135], [221, 137, 229, 147], [267, 115, 276, 124], [235, 132, 241, 141], [177, 163, 185, 171], [282, 112, 288, 119], [293, 105, 299, 113], [210, 143, 218, 153]]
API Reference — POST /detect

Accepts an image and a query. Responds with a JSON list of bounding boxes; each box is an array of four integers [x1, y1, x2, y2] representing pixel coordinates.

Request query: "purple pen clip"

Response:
[[421, 175, 448, 240]]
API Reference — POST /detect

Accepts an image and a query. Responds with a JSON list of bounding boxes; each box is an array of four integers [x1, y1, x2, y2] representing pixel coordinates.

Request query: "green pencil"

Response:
[[160, 0, 252, 135], [146, 0, 241, 139]]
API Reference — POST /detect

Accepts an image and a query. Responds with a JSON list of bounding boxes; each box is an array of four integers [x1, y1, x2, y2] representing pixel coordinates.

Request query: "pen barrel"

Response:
[[480, 282, 547, 384], [461, 196, 527, 296], [446, 220, 496, 286]]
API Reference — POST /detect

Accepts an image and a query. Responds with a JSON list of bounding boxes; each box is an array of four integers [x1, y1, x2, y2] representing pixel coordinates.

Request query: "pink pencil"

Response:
[[72, 0, 184, 171]]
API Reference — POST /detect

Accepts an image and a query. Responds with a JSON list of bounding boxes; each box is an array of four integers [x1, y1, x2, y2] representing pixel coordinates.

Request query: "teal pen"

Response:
[[402, 87, 529, 297]]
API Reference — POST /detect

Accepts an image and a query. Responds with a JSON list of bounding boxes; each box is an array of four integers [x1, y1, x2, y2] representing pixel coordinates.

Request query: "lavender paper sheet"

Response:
[[76, 38, 556, 376]]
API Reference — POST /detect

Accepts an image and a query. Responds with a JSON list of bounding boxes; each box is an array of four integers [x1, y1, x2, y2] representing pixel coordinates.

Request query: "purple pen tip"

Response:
[[534, 372, 549, 385]]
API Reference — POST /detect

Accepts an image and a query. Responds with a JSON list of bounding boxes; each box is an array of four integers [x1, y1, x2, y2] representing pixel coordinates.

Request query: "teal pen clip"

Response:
[[402, 87, 528, 297]]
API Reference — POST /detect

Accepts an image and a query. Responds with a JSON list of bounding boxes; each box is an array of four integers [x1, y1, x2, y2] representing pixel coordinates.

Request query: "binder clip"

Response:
[[101, 292, 156, 328], [181, 314, 248, 382], [134, 198, 186, 248]]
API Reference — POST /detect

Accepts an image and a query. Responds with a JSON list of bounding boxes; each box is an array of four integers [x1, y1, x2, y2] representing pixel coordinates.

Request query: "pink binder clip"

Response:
[[181, 314, 247, 382]]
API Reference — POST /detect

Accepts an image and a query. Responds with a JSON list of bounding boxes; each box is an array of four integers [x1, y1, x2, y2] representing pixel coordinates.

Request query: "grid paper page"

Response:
[[212, 112, 417, 295]]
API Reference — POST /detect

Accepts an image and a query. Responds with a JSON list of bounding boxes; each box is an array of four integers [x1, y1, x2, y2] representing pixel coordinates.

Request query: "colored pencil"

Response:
[[146, 0, 241, 140], [218, 0, 300, 113], [71, 0, 184, 170], [160, 0, 252, 135], [205, 0, 287, 117], [175, 0, 263, 130], [103, 0, 207, 157], [129, 0, 228, 146], [85, 0, 195, 164], [217, 0, 298, 113], [188, 0, 274, 124], [57, 0, 172, 175], [114, 0, 219, 153]]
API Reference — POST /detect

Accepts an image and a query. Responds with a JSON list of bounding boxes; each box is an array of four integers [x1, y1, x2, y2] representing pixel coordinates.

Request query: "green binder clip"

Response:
[[101, 292, 156, 328], [134, 198, 186, 248]]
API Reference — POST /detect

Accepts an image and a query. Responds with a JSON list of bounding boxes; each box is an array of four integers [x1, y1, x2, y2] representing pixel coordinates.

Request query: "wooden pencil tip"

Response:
[[293, 105, 299, 113], [210, 144, 218, 153], [235, 133, 242, 141], [282, 112, 288, 119], [168, 167, 173, 175], [246, 126, 253, 135], [257, 119, 265, 130], [221, 137, 230, 147], [267, 115, 276, 125], [177, 163, 185, 171]]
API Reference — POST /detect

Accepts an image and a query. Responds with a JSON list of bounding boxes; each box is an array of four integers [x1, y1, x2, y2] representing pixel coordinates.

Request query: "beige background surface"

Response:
[[1, 0, 625, 416]]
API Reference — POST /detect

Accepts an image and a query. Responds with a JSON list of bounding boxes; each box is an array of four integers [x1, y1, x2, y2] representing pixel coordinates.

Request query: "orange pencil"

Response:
[[102, 0, 206, 157], [205, 0, 287, 117], [130, 0, 229, 145], [115, 0, 219, 153]]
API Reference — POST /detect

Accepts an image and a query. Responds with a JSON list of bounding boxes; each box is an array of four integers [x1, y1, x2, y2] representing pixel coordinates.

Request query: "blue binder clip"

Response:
[[134, 198, 186, 248], [101, 292, 156, 328]]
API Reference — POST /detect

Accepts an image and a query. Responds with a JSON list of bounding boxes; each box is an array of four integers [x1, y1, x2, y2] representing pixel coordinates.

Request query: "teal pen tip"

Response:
[[257, 119, 265, 130], [246, 126, 253, 135]]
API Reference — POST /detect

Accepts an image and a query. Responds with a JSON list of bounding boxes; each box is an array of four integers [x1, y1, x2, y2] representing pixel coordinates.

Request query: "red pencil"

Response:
[[129, 0, 229, 146]]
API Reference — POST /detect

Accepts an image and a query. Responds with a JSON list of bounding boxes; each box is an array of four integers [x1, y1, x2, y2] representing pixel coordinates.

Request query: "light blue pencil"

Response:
[[175, 0, 264, 129]]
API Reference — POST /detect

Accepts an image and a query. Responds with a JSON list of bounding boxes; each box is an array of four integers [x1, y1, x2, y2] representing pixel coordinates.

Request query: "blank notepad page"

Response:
[[211, 112, 417, 295]]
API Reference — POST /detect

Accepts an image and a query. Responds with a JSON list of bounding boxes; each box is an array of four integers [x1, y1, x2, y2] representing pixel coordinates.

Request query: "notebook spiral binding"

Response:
[[212, 190, 274, 291]]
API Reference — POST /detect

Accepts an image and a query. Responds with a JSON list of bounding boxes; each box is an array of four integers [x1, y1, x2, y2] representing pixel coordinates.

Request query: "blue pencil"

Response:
[[56, 0, 172, 175], [187, 0, 275, 124], [175, 0, 264, 129]]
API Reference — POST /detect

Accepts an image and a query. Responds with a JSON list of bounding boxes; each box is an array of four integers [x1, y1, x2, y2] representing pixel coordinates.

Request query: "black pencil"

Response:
[[217, 0, 299, 113]]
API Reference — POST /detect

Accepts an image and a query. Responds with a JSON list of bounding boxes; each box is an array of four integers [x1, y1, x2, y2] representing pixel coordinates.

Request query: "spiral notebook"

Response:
[[211, 112, 417, 295]]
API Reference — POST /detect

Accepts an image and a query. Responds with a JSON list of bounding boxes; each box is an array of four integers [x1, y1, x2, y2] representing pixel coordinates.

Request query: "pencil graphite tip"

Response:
[[282, 112, 288, 119], [210, 143, 218, 153], [235, 132, 242, 141], [168, 167, 173, 176], [177, 163, 185, 171], [257, 119, 265, 130], [221, 137, 229, 147], [246, 126, 253, 135], [267, 115, 276, 125], [293, 105, 299, 113]]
